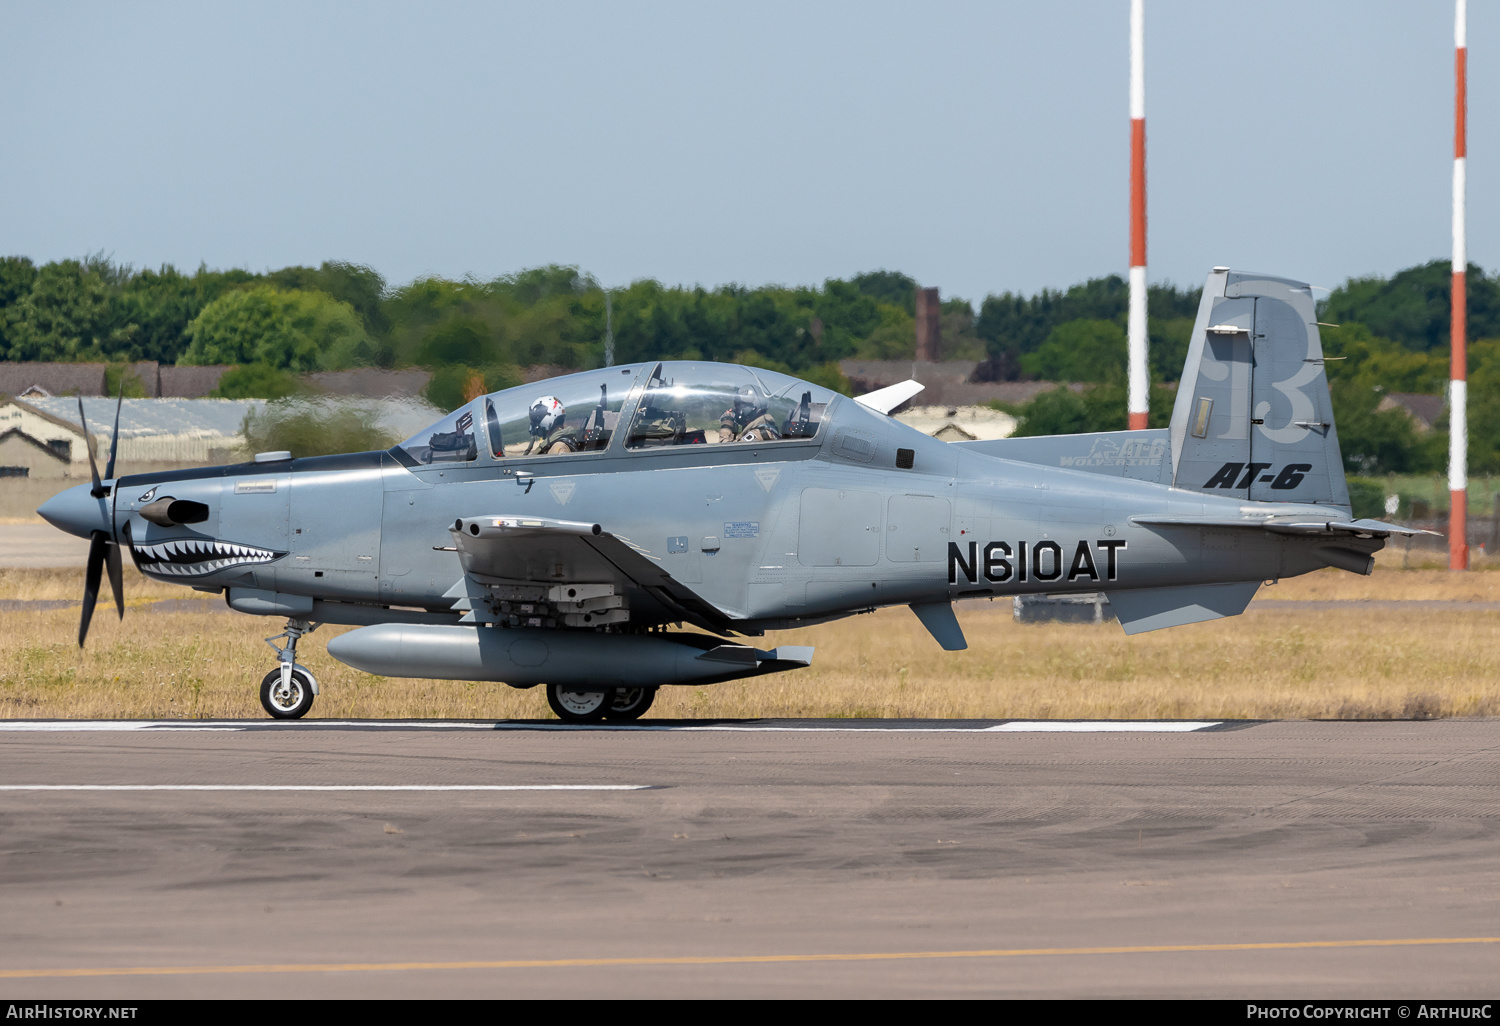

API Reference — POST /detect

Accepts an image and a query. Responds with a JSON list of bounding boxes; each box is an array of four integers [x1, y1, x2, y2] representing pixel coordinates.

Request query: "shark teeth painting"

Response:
[[132, 539, 284, 578]]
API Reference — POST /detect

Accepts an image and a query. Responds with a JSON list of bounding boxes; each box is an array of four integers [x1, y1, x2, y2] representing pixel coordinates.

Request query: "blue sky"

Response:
[[2, 1, 1492, 302]]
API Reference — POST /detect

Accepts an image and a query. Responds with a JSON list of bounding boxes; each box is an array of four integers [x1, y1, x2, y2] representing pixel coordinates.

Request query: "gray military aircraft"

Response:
[[39, 268, 1427, 722]]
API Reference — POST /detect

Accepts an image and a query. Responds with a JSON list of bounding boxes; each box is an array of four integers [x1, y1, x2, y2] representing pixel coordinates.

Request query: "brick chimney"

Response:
[[914, 286, 941, 362]]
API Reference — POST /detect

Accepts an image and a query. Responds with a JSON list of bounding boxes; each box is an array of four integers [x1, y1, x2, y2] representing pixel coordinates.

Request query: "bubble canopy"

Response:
[[395, 362, 836, 465], [625, 362, 834, 448]]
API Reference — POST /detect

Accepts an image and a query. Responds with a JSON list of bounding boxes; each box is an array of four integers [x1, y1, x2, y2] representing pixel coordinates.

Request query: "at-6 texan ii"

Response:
[[40, 268, 1427, 722]]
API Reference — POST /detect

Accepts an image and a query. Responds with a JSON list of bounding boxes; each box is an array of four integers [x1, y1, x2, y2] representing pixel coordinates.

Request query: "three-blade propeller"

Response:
[[77, 389, 126, 647]]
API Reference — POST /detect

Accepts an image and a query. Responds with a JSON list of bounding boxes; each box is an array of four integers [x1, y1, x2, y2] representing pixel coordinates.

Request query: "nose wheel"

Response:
[[260, 619, 320, 720]]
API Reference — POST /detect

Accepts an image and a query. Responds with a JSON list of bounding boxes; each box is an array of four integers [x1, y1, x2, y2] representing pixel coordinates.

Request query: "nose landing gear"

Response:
[[261, 619, 320, 719]]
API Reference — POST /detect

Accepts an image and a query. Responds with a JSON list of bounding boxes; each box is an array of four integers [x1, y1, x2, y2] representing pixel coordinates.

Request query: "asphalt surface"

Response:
[[0, 719, 1497, 998], [0, 523, 90, 569]]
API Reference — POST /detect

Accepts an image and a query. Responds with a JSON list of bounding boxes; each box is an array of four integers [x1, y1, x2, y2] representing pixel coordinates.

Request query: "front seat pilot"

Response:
[[527, 395, 575, 454]]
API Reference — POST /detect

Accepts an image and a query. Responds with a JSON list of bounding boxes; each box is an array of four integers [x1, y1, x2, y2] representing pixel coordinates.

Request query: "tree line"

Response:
[[1, 253, 1496, 480], [0, 254, 1204, 405], [1001, 260, 1500, 494]]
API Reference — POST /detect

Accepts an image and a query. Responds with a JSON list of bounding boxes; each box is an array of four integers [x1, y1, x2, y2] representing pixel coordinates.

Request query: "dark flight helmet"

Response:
[[732, 385, 767, 427]]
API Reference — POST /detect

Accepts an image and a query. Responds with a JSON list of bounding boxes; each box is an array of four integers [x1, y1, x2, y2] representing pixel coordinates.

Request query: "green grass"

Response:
[[1354, 474, 1500, 518]]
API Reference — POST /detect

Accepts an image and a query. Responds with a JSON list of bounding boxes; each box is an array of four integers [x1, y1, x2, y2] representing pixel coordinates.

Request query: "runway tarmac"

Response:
[[0, 523, 90, 569], [0, 718, 1496, 998]]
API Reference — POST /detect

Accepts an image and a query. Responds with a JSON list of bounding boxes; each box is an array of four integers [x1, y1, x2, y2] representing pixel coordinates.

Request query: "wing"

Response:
[[443, 514, 737, 635]]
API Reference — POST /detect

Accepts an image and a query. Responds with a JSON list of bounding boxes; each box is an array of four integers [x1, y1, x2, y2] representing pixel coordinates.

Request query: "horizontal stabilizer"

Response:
[[954, 429, 1170, 484], [854, 379, 924, 415], [1132, 515, 1439, 538], [1301, 518, 1440, 538], [1108, 581, 1260, 636]]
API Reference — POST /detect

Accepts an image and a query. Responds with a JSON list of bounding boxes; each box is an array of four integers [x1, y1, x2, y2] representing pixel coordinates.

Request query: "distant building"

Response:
[[159, 365, 234, 397], [0, 361, 236, 398], [306, 368, 432, 397], [840, 360, 1077, 410], [0, 397, 91, 479], [1376, 392, 1445, 433], [11, 396, 269, 467], [0, 394, 445, 482], [0, 361, 433, 400], [1, 363, 114, 399], [894, 405, 1017, 442]]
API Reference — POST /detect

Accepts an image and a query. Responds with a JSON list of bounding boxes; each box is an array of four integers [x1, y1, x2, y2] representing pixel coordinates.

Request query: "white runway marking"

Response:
[[0, 721, 248, 731], [989, 721, 1220, 733], [0, 784, 650, 792], [0, 720, 499, 731], [0, 720, 1224, 733], [494, 721, 1224, 733]]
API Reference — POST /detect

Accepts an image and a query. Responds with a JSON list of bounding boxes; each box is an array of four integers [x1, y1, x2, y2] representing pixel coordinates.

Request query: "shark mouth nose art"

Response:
[[132, 539, 283, 577]]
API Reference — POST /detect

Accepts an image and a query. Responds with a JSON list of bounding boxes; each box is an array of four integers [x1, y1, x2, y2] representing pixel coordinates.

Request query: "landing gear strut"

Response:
[[261, 619, 319, 719]]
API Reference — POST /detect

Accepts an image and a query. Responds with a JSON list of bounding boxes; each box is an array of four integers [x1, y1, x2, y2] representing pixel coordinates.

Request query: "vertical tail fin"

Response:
[[1168, 268, 1349, 510]]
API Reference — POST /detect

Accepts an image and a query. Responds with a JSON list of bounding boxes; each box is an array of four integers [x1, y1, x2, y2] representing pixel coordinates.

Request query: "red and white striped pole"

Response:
[[1127, 0, 1148, 431], [1450, 0, 1468, 570]]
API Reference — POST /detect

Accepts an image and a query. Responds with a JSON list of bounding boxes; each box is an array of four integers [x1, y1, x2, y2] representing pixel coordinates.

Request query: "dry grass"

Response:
[[1, 565, 1497, 721], [0, 566, 184, 603], [1269, 564, 1500, 601]]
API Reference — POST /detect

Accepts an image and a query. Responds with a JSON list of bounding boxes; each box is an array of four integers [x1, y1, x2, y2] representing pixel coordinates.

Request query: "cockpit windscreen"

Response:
[[397, 366, 644, 464]]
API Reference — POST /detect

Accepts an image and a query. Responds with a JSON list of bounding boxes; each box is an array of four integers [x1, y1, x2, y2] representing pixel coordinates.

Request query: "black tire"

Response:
[[545, 683, 611, 723], [606, 687, 656, 721], [260, 667, 315, 720]]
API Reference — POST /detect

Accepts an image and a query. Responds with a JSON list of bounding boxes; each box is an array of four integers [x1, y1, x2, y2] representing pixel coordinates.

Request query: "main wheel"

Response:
[[260, 667, 315, 720], [605, 687, 656, 721], [546, 683, 611, 723]]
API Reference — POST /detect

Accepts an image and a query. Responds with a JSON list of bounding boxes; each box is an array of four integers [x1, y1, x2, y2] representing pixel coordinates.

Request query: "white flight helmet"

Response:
[[528, 395, 565, 437]]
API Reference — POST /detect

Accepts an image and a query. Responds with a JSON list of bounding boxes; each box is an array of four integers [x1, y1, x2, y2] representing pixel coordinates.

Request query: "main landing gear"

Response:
[[545, 683, 656, 724], [260, 619, 320, 719]]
